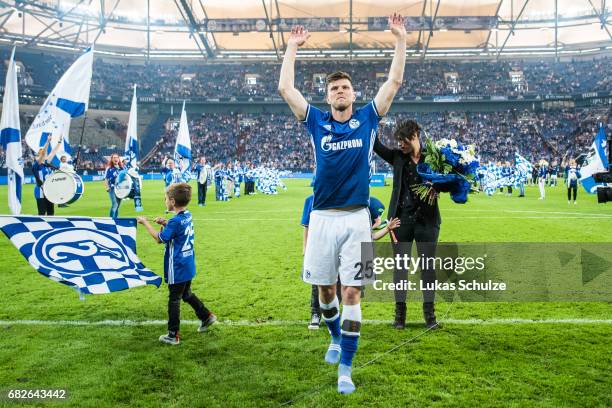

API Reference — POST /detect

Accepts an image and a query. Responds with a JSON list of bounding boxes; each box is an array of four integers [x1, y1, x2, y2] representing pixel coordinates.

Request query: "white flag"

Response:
[[25, 46, 93, 167], [1, 47, 23, 215], [174, 101, 192, 180], [124, 84, 138, 168]]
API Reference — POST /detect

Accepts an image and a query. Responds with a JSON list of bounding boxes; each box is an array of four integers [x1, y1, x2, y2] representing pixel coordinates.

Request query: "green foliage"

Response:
[[423, 137, 452, 175]]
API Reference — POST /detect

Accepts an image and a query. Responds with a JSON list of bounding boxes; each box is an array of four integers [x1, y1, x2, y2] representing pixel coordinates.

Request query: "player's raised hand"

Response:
[[288, 25, 310, 47], [388, 13, 406, 38]]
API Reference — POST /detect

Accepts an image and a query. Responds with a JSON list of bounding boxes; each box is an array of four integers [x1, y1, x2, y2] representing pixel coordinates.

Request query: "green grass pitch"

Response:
[[0, 179, 610, 407]]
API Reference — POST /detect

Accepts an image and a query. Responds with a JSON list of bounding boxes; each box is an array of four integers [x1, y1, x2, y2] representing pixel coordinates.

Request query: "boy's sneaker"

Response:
[[308, 313, 321, 330], [159, 332, 180, 345], [198, 313, 218, 333]]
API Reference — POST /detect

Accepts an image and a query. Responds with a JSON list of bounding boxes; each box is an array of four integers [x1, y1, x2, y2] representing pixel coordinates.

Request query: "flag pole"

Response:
[[73, 113, 88, 171]]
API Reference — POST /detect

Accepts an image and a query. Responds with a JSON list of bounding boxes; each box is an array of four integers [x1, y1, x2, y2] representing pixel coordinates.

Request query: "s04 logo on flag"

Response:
[[33, 227, 136, 274], [0, 216, 161, 295]]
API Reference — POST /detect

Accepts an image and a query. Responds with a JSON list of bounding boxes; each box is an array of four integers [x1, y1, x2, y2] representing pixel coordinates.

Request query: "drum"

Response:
[[114, 170, 134, 200], [43, 171, 85, 205], [115, 169, 142, 201]]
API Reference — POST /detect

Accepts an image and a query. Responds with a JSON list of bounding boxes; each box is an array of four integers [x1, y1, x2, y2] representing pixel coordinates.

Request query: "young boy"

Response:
[[138, 182, 217, 345]]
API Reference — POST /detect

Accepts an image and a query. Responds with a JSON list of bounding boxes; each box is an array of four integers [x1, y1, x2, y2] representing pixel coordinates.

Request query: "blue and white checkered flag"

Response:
[[480, 163, 501, 195], [0, 216, 161, 295], [514, 152, 533, 185]]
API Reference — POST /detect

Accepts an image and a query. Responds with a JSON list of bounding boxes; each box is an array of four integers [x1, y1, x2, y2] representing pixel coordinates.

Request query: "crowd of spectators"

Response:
[[143, 107, 610, 173], [0, 107, 608, 173], [1, 49, 610, 101]]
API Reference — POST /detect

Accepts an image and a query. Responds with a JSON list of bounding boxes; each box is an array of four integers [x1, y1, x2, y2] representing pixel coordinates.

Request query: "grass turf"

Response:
[[0, 179, 610, 407]]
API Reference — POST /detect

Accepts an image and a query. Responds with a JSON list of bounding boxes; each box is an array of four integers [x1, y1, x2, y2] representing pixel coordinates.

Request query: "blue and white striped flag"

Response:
[[579, 126, 609, 194], [174, 101, 192, 181], [0, 216, 161, 295], [124, 84, 138, 168], [0, 47, 23, 215], [25, 47, 93, 167]]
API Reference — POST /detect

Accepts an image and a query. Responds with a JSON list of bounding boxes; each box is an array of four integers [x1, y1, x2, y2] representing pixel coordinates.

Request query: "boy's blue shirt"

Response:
[[159, 210, 196, 284]]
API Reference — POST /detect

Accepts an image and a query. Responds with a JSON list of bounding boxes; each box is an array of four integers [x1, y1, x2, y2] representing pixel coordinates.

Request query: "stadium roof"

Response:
[[0, 0, 610, 60]]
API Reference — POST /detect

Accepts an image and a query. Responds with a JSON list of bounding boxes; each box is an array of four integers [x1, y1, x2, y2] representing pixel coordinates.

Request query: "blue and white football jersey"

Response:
[[538, 166, 548, 178], [105, 166, 121, 189], [163, 167, 183, 188], [32, 161, 52, 199], [303, 101, 380, 210], [159, 210, 196, 284]]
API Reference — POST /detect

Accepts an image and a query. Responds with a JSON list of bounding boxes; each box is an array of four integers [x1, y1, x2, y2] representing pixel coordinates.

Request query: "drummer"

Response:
[[32, 137, 62, 216], [161, 156, 184, 190], [104, 153, 123, 218]]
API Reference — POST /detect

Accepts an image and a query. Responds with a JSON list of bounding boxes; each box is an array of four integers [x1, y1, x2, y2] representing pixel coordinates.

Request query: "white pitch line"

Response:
[[427, 216, 612, 220], [191, 216, 611, 222], [192, 218, 296, 221], [0, 318, 610, 327]]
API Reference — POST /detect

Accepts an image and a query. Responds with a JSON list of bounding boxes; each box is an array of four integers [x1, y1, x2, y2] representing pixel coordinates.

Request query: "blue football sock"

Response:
[[325, 316, 341, 340], [340, 334, 359, 366], [320, 296, 341, 364], [340, 303, 361, 367]]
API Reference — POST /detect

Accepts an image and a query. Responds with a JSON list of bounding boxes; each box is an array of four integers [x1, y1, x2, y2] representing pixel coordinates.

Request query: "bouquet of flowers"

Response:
[[412, 137, 480, 204]]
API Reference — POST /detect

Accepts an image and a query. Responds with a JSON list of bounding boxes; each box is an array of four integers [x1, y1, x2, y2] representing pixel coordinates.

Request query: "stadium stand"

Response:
[[0, 49, 609, 172], [1, 49, 610, 101]]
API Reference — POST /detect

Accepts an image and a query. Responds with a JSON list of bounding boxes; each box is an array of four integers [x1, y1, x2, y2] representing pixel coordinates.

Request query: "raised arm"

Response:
[[36, 137, 52, 164], [137, 217, 163, 244], [45, 136, 63, 164], [374, 136, 394, 164], [278, 26, 310, 121], [374, 13, 407, 116]]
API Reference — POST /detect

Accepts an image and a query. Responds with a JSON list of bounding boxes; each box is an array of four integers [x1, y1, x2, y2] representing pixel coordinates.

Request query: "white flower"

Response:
[[435, 138, 452, 149]]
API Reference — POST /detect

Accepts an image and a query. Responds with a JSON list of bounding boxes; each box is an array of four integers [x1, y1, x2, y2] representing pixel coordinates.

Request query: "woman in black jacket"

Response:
[[374, 120, 441, 329]]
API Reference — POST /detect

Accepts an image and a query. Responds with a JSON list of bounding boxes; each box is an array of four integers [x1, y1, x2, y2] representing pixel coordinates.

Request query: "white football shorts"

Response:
[[303, 207, 374, 287]]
